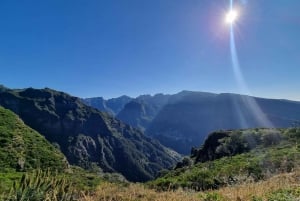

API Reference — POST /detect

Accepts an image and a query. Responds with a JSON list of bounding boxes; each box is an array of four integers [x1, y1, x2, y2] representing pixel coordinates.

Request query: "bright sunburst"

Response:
[[225, 10, 238, 24]]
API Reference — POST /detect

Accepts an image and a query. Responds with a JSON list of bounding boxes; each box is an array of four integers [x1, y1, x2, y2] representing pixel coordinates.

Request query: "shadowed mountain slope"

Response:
[[146, 92, 300, 154], [83, 95, 133, 116], [0, 86, 181, 182], [116, 94, 170, 132]]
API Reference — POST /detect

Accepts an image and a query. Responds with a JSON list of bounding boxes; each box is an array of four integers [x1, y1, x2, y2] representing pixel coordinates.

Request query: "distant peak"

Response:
[[0, 84, 8, 92]]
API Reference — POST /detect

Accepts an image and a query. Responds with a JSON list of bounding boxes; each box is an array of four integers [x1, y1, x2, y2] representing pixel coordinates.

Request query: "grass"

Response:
[[148, 128, 300, 191], [1, 112, 300, 201], [0, 129, 300, 201], [81, 169, 300, 201], [1, 169, 75, 201], [0, 106, 68, 172], [0, 170, 23, 193], [2, 168, 300, 201], [212, 169, 300, 201], [0, 168, 105, 201], [82, 182, 200, 201]]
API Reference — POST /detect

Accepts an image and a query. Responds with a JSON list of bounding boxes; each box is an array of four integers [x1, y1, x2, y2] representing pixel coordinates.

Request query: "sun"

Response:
[[225, 10, 238, 24]]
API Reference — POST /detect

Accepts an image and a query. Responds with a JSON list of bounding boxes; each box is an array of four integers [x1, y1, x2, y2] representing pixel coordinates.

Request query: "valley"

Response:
[[85, 91, 300, 154], [1, 86, 300, 200], [1, 1, 299, 200]]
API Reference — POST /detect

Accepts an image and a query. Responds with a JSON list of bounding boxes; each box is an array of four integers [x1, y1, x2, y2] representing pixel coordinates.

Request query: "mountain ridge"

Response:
[[84, 90, 300, 154], [0, 86, 181, 182]]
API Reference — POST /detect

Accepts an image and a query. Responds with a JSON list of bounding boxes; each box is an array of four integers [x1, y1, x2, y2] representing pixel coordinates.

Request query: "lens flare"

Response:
[[225, 10, 238, 24], [228, 0, 273, 128]]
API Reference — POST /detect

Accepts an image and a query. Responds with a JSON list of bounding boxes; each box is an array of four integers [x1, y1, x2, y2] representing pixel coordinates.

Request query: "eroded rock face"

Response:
[[0, 87, 181, 182]]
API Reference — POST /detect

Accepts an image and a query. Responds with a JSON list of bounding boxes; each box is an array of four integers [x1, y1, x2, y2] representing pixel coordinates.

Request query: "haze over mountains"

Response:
[[1, 84, 300, 181], [85, 91, 300, 154], [0, 85, 180, 182], [83, 95, 132, 116]]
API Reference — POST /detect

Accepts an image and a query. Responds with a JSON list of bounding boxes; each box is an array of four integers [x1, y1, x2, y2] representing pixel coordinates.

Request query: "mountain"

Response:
[[117, 94, 171, 131], [0, 106, 68, 172], [0, 86, 180, 182], [106, 95, 133, 115], [84, 91, 300, 155], [83, 97, 114, 115], [83, 95, 132, 116], [149, 128, 300, 191], [84, 93, 170, 132], [146, 92, 300, 154]]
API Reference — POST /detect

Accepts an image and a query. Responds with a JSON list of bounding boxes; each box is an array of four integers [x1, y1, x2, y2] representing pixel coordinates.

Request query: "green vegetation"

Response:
[[149, 128, 300, 191], [267, 188, 300, 201], [0, 106, 67, 171], [198, 192, 225, 201], [0, 105, 104, 198], [0, 106, 68, 192], [1, 115, 300, 200], [0, 87, 181, 182], [2, 169, 74, 201], [1, 86, 300, 199]]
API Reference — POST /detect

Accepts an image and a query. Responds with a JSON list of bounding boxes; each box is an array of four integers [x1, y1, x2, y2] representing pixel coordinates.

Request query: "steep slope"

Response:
[[83, 95, 132, 116], [0, 106, 68, 171], [117, 93, 171, 131], [146, 92, 300, 154], [83, 97, 114, 115], [149, 128, 300, 191], [106, 95, 133, 115], [0, 87, 180, 182]]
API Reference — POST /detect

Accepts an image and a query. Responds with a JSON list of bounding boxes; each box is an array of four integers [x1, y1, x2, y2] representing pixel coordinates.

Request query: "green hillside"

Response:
[[0, 86, 180, 182], [149, 128, 300, 191], [0, 106, 68, 171], [0, 106, 68, 191]]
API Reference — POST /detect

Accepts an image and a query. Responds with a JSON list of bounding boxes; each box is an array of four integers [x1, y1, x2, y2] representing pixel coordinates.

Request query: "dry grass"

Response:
[[81, 182, 200, 201], [214, 170, 300, 201], [81, 170, 300, 201]]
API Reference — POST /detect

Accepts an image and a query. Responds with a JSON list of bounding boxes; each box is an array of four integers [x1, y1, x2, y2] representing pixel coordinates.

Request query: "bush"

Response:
[[1, 169, 76, 201], [267, 188, 300, 201], [199, 192, 225, 201]]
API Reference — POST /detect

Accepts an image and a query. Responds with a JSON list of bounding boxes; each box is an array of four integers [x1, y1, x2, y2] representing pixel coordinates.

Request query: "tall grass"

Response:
[[214, 169, 300, 201], [82, 182, 200, 201], [82, 170, 300, 201], [2, 169, 300, 201], [1, 169, 76, 201]]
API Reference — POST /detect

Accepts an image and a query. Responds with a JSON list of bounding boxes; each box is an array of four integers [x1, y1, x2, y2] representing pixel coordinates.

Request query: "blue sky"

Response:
[[0, 0, 299, 100]]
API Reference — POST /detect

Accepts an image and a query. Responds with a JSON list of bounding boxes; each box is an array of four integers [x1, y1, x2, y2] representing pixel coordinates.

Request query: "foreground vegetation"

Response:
[[0, 87, 181, 182], [149, 128, 300, 191], [1, 104, 300, 200], [83, 170, 300, 201], [2, 168, 300, 201], [0, 106, 68, 193]]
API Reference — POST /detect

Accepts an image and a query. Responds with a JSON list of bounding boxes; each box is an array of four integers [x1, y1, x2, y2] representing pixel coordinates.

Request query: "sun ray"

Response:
[[227, 0, 273, 128]]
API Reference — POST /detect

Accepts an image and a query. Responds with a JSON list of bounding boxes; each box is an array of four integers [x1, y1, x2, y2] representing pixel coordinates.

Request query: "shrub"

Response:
[[2, 169, 76, 201], [267, 188, 300, 201], [199, 192, 225, 201]]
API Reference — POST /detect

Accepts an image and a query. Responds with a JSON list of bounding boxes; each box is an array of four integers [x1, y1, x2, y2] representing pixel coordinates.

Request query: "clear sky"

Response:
[[1, 0, 299, 100]]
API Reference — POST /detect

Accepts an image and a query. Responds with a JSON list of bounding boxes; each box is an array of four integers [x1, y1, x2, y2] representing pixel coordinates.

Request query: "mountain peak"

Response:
[[0, 86, 180, 182]]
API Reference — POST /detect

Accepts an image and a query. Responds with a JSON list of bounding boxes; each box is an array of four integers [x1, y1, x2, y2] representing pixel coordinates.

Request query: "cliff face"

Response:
[[0, 87, 181, 182]]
